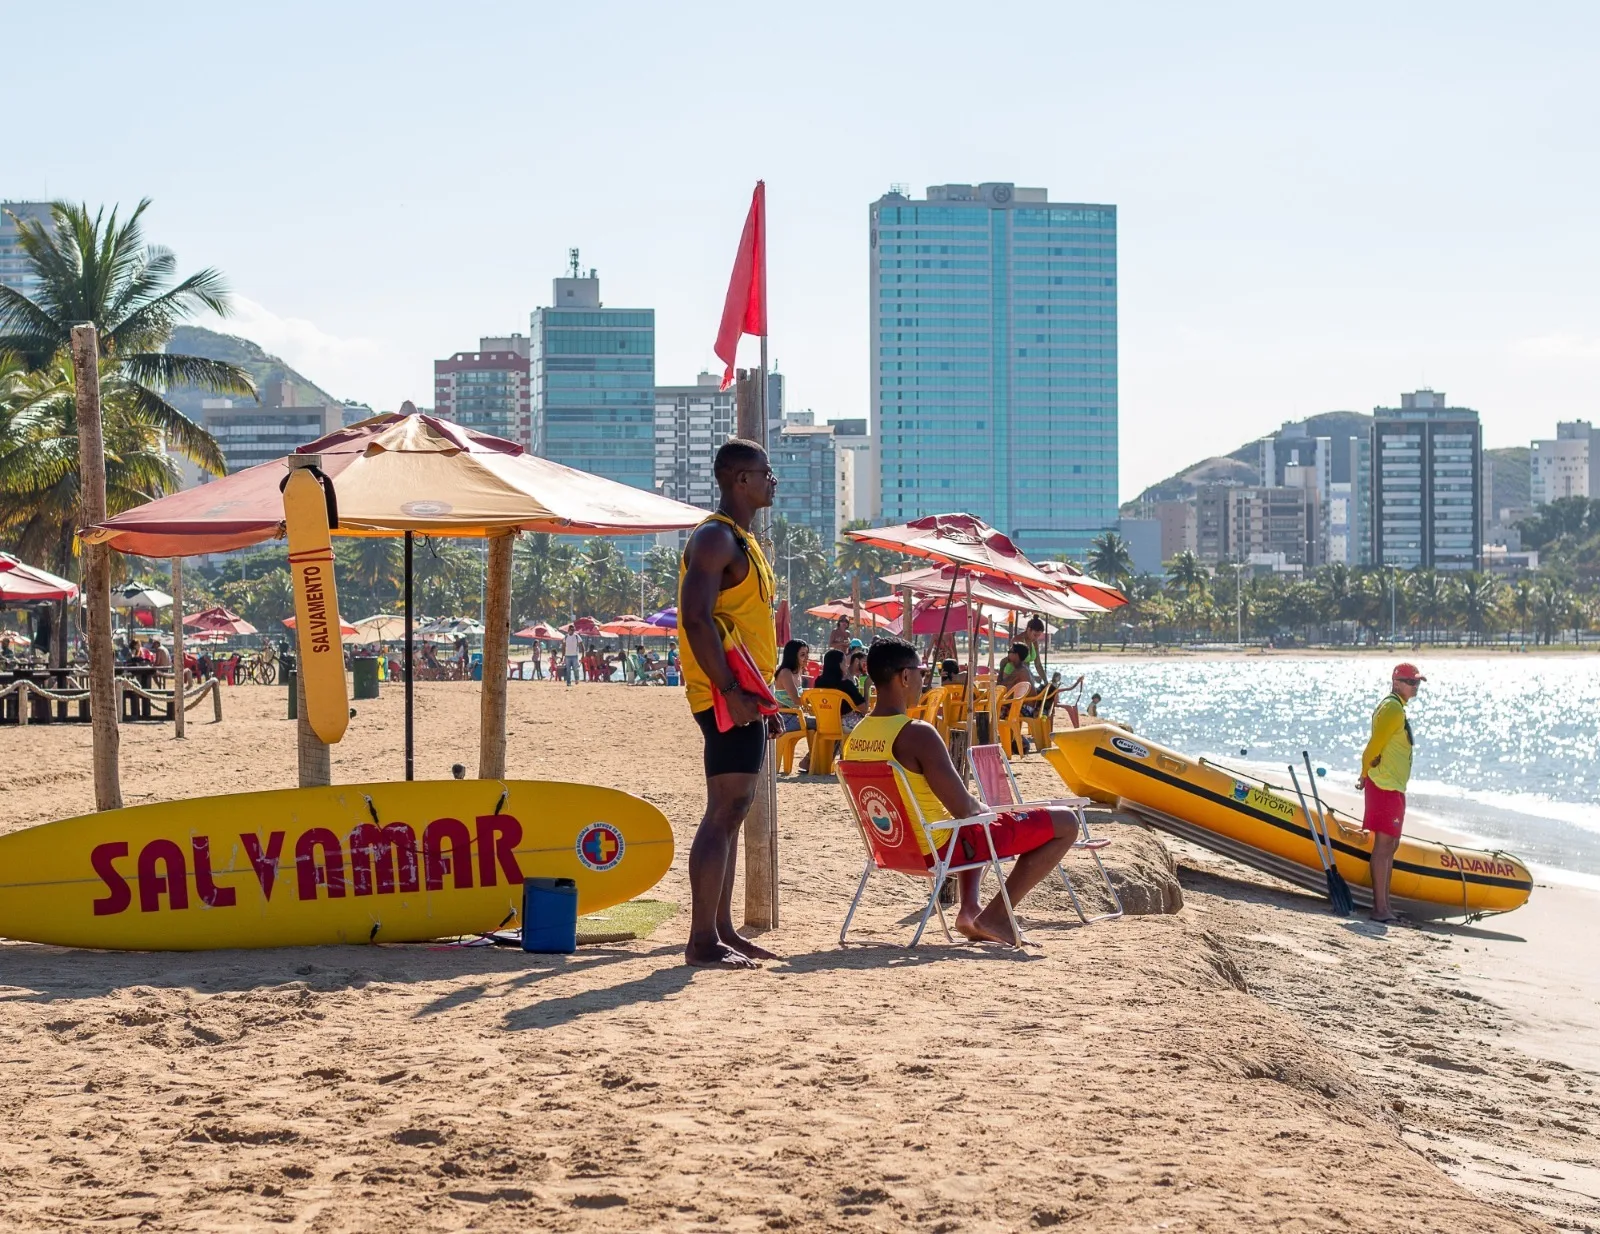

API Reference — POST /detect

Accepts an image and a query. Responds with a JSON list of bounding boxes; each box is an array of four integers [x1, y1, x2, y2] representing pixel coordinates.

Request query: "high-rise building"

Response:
[[199, 377, 343, 477], [433, 335, 531, 444], [1350, 437, 1372, 566], [1530, 420, 1595, 506], [1193, 484, 1318, 570], [0, 201, 52, 298], [1326, 481, 1353, 565], [1154, 500, 1197, 563], [869, 183, 1117, 559], [772, 418, 839, 546], [828, 418, 878, 526], [531, 258, 655, 494], [654, 372, 734, 522], [1369, 390, 1482, 571]]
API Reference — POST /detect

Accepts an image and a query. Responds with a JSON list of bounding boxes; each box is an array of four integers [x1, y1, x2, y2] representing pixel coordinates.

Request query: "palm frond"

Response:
[[116, 381, 226, 475], [120, 352, 256, 399]]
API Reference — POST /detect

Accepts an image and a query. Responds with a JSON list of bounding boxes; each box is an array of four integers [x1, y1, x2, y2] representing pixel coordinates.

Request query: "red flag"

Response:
[[713, 181, 766, 390]]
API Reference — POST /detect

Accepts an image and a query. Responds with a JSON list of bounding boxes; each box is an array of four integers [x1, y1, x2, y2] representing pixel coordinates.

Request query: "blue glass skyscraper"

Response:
[[870, 183, 1117, 559], [531, 262, 655, 493]]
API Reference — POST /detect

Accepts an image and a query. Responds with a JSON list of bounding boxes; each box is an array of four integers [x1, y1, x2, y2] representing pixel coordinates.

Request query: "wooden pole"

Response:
[[477, 530, 514, 780], [404, 530, 415, 781], [171, 557, 186, 738], [296, 658, 330, 786], [736, 365, 779, 931], [71, 325, 121, 811]]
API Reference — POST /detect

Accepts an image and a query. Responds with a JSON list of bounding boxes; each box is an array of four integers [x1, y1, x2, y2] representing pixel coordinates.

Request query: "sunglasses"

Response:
[[1395, 677, 1422, 686]]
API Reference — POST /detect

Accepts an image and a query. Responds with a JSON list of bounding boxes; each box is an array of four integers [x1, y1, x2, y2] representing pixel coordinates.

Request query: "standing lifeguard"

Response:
[[677, 439, 780, 969], [1358, 663, 1424, 923]]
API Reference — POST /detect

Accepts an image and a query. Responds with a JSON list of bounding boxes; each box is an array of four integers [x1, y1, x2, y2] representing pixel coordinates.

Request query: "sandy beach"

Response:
[[1, 680, 1596, 1231]]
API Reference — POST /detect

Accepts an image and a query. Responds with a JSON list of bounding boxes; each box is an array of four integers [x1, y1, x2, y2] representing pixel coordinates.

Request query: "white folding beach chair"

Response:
[[836, 758, 1027, 948], [967, 743, 1123, 924]]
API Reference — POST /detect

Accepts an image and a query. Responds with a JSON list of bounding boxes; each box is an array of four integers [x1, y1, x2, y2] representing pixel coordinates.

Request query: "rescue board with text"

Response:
[[0, 779, 674, 950], [1045, 726, 1532, 920], [283, 461, 349, 743]]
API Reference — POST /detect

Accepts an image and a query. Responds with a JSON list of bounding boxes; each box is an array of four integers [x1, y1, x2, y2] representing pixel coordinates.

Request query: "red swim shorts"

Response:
[[1362, 781, 1406, 837], [933, 807, 1058, 865]]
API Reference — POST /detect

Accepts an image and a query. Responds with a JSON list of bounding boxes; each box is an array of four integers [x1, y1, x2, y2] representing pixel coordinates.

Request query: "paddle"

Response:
[[1289, 764, 1352, 916], [1303, 751, 1355, 916]]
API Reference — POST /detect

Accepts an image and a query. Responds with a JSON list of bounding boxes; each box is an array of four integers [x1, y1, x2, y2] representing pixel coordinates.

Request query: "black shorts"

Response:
[[693, 707, 768, 778]]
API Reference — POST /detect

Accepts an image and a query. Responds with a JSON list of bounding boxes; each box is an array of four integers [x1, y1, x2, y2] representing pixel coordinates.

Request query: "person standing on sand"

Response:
[[677, 439, 781, 969], [1358, 662, 1424, 923], [563, 627, 581, 687], [843, 637, 1080, 945], [829, 615, 852, 655]]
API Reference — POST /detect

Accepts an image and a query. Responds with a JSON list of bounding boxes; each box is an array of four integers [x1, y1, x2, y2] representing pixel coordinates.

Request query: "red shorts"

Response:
[[1362, 781, 1406, 837], [933, 808, 1057, 866]]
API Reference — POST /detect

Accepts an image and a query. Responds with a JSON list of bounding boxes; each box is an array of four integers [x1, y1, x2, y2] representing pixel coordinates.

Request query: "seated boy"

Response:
[[843, 637, 1080, 945]]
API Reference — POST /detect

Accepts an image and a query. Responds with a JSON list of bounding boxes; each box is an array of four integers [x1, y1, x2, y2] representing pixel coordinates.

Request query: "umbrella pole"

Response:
[[964, 574, 976, 761], [404, 531, 414, 781], [478, 531, 514, 780], [930, 571, 959, 667], [171, 557, 185, 739]]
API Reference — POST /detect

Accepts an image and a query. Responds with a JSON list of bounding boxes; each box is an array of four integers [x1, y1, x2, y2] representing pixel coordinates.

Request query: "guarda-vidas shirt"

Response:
[[1361, 692, 1414, 793]]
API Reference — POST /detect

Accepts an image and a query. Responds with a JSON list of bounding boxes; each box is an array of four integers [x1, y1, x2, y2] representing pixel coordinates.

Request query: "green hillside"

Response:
[[164, 325, 337, 415]]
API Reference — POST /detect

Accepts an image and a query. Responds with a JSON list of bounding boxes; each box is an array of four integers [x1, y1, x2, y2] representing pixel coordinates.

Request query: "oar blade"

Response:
[[1327, 868, 1355, 917]]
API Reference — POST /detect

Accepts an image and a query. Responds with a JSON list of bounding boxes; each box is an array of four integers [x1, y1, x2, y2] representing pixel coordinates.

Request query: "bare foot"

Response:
[[1368, 912, 1399, 924], [955, 912, 1019, 946], [724, 933, 781, 962], [684, 939, 760, 969]]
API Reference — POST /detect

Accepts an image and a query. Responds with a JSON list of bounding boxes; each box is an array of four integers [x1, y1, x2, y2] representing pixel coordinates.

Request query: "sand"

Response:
[[0, 680, 1596, 1232]]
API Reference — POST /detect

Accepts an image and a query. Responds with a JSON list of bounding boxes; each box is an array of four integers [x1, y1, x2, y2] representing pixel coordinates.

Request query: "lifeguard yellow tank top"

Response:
[[677, 513, 778, 713], [844, 714, 953, 855]]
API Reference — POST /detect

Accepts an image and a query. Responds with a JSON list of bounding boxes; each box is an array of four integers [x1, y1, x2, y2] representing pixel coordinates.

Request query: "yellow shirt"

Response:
[[844, 714, 953, 855], [677, 513, 777, 713], [1361, 692, 1413, 793]]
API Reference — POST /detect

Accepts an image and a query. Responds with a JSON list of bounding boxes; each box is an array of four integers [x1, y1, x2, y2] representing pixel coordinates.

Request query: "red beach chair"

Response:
[[836, 757, 1026, 948], [967, 743, 1122, 924]]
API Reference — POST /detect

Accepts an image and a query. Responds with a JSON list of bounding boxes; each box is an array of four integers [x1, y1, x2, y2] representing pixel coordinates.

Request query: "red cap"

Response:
[[1392, 662, 1426, 682]]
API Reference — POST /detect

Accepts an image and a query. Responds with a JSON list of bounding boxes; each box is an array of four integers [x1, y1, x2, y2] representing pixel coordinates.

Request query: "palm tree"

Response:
[[0, 200, 253, 403], [1456, 572, 1500, 646], [1086, 532, 1135, 593], [835, 519, 885, 627], [513, 533, 578, 623], [1164, 549, 1209, 597], [1511, 578, 1534, 647], [0, 353, 220, 574], [337, 538, 403, 609]]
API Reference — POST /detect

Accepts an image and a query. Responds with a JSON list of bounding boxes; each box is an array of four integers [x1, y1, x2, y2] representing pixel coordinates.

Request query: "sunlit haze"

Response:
[[7, 2, 1598, 500]]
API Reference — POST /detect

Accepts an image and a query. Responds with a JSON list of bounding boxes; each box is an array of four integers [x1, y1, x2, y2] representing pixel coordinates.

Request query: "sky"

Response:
[[6, 2, 1600, 502]]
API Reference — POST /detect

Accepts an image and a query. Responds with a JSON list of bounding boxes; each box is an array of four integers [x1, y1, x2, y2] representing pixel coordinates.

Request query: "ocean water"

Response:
[[1074, 656, 1600, 882]]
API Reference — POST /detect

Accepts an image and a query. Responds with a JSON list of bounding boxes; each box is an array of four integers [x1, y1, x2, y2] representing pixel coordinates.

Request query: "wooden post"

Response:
[[477, 530, 514, 780], [171, 557, 186, 739], [736, 366, 779, 931], [296, 662, 330, 786], [71, 325, 121, 811]]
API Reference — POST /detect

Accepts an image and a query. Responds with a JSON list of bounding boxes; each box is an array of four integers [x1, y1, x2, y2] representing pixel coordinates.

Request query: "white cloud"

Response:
[[1511, 334, 1600, 361], [206, 298, 407, 407]]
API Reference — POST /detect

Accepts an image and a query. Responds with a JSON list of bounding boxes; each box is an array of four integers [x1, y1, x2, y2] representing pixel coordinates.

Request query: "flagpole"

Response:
[[745, 181, 779, 935]]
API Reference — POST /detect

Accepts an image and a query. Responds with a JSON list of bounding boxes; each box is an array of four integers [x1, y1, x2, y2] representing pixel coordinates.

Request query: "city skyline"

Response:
[[6, 4, 1599, 505]]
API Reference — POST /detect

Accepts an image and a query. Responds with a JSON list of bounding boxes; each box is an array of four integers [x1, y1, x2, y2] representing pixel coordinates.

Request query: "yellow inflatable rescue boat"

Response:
[[1047, 726, 1532, 920]]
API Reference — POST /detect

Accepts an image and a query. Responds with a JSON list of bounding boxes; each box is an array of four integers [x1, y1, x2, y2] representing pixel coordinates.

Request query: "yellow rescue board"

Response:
[[1047, 727, 1532, 920], [283, 465, 349, 743], [0, 779, 674, 950]]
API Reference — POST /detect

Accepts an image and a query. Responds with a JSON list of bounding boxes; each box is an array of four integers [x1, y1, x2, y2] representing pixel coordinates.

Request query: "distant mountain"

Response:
[[1127, 411, 1371, 508], [164, 325, 338, 415], [1486, 446, 1529, 515]]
